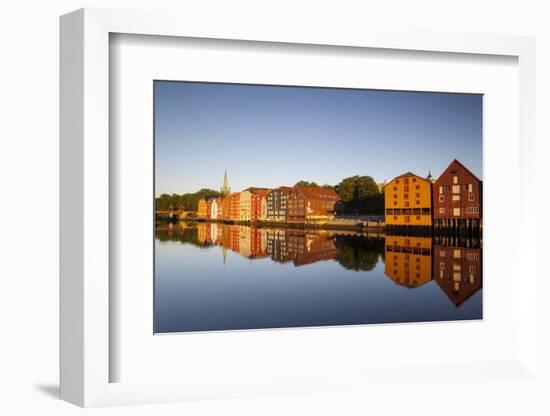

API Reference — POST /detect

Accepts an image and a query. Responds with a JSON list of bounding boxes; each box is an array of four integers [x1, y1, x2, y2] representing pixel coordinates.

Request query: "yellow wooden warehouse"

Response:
[[384, 172, 432, 227]]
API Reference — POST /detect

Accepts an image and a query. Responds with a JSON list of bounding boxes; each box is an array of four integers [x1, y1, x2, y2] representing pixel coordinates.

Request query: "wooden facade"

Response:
[[210, 197, 223, 220], [239, 190, 252, 222], [250, 188, 271, 222], [384, 172, 432, 227], [287, 186, 341, 223], [432, 159, 482, 230], [266, 186, 292, 221], [228, 192, 241, 221]]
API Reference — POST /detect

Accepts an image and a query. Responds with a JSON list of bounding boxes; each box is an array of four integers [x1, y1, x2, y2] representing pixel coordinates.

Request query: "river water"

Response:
[[155, 221, 482, 333]]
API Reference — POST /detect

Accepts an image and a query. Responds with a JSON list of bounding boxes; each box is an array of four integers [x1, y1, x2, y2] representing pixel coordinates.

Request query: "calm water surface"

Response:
[[155, 222, 482, 333]]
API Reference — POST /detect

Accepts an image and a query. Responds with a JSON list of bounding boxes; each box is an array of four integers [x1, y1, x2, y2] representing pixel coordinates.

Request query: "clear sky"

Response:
[[154, 81, 482, 196]]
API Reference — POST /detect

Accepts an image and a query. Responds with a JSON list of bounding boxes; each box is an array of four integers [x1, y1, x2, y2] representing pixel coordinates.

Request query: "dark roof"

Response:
[[293, 185, 342, 200]]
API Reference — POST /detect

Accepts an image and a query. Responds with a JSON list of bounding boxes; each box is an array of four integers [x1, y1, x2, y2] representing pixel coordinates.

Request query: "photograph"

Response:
[[153, 80, 483, 333]]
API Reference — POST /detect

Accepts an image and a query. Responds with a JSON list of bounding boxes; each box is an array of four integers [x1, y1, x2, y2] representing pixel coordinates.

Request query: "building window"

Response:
[[452, 195, 460, 201], [393, 201, 397, 206], [386, 209, 393, 215], [453, 207, 460, 216], [469, 265, 476, 273], [393, 194, 397, 198], [468, 194, 475, 201], [416, 215, 420, 220], [452, 185, 460, 194], [439, 195, 445, 202], [404, 186, 409, 192], [439, 207, 445, 214], [453, 175, 459, 184], [404, 193, 409, 199], [468, 183, 473, 192], [453, 249, 461, 259], [415, 200, 420, 205]]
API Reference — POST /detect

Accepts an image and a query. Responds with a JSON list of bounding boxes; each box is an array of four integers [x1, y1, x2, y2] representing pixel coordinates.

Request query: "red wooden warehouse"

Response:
[[432, 159, 482, 231]]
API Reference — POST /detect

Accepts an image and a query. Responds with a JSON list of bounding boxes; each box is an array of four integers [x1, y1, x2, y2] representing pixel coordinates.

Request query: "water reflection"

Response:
[[155, 221, 482, 332]]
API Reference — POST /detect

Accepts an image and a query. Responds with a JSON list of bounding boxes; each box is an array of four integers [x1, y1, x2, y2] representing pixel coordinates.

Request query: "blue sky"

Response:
[[155, 81, 482, 196]]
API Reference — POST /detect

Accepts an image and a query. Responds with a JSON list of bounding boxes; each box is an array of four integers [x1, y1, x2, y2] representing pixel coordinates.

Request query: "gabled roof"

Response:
[[293, 185, 342, 200], [390, 171, 431, 184], [438, 159, 482, 183], [277, 186, 293, 194]]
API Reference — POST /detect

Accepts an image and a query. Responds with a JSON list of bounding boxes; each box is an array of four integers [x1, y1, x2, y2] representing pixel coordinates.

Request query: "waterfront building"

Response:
[[384, 172, 432, 227], [266, 186, 292, 221], [250, 188, 271, 222], [287, 186, 342, 223], [228, 192, 241, 221], [221, 196, 231, 220], [432, 159, 482, 230], [239, 190, 252, 221], [433, 242, 482, 306], [210, 197, 223, 220], [197, 198, 208, 218], [384, 235, 432, 287]]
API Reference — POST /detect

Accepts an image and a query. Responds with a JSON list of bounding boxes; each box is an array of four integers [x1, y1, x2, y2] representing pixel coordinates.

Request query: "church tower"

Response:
[[220, 169, 231, 197]]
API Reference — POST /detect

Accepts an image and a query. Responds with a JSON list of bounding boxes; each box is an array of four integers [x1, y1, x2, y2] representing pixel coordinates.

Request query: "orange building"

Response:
[[197, 198, 208, 218], [384, 235, 432, 287], [250, 189, 270, 222], [384, 172, 432, 227], [228, 193, 241, 221]]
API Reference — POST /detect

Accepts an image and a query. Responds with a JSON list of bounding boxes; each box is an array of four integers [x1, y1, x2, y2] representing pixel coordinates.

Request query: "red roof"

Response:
[[277, 186, 293, 194], [293, 185, 342, 201]]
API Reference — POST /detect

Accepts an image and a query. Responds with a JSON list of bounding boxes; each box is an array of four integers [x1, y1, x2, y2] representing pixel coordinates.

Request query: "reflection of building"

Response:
[[238, 226, 251, 257], [239, 190, 252, 221], [249, 228, 268, 258], [384, 172, 432, 227], [250, 189, 270, 222], [266, 229, 290, 262], [266, 187, 292, 221], [287, 186, 341, 223], [286, 231, 339, 266], [433, 159, 482, 229], [228, 226, 240, 252], [433, 244, 482, 306], [384, 235, 432, 287]]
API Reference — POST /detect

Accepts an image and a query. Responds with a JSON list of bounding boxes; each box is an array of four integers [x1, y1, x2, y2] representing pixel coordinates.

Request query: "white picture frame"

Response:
[[60, 7, 538, 408]]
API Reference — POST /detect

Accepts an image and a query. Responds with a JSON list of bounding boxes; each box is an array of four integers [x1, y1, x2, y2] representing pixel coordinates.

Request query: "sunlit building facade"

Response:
[[384, 172, 432, 227]]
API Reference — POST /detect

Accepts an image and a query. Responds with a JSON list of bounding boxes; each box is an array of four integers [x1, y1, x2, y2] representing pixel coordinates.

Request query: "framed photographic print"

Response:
[[60, 8, 539, 408]]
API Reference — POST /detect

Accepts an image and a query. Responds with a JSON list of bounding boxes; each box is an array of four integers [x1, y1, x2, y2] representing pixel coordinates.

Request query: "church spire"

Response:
[[220, 169, 231, 196]]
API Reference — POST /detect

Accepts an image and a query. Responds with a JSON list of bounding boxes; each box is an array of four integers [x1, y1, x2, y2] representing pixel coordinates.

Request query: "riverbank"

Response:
[[156, 216, 384, 232]]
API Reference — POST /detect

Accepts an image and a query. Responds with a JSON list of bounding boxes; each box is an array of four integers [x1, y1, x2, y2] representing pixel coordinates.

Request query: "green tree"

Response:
[[335, 175, 379, 202]]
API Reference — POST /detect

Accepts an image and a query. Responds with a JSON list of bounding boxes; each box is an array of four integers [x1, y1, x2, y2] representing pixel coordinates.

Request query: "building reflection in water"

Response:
[[432, 235, 482, 306], [155, 222, 482, 306], [384, 235, 432, 288]]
